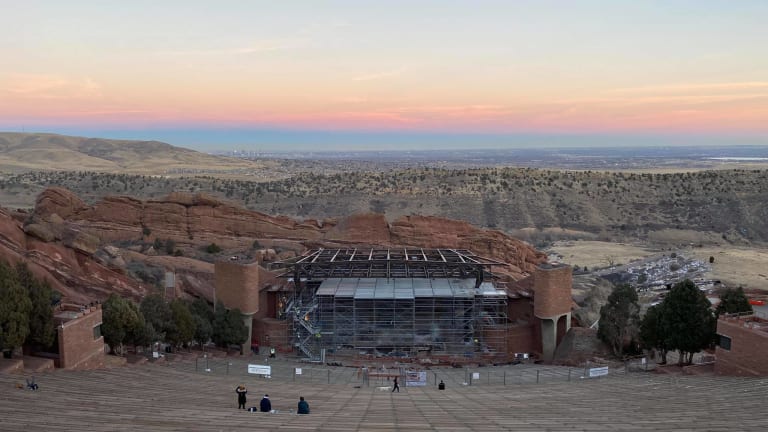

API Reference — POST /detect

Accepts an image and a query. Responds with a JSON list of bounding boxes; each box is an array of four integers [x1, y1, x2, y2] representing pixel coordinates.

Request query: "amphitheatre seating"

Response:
[[1, 357, 767, 431]]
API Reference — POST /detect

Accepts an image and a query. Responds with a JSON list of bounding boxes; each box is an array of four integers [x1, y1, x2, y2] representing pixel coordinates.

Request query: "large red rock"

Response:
[[16, 187, 547, 303], [34, 186, 88, 220], [389, 215, 546, 279], [0, 211, 146, 304], [325, 213, 391, 244]]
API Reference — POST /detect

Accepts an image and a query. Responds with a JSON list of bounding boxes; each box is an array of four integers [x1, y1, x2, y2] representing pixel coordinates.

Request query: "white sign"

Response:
[[248, 364, 272, 375], [472, 372, 480, 380], [588, 366, 609, 378], [164, 272, 175, 288], [295, 368, 302, 375], [152, 351, 159, 359], [405, 371, 427, 387]]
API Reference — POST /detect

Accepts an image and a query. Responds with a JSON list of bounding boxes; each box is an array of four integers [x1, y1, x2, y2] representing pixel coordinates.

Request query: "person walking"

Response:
[[392, 376, 400, 393], [297, 396, 310, 414], [236, 384, 247, 409], [260, 394, 272, 412]]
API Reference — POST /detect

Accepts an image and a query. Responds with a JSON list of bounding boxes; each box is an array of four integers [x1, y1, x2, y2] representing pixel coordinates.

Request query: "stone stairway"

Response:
[[1, 358, 766, 431]]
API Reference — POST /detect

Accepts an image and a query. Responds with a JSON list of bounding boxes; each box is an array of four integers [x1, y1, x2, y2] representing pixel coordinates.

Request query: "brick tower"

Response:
[[533, 263, 573, 362]]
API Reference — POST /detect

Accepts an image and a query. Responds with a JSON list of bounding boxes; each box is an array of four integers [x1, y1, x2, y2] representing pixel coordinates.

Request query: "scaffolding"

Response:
[[276, 248, 510, 361]]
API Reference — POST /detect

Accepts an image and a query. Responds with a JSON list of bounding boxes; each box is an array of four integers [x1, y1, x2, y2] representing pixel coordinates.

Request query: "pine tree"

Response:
[[17, 263, 55, 350], [0, 261, 32, 355], [715, 287, 753, 316], [597, 283, 640, 357]]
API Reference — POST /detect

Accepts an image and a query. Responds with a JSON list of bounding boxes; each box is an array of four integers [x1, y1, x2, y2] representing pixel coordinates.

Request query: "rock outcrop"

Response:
[[2, 187, 546, 303], [0, 207, 145, 305]]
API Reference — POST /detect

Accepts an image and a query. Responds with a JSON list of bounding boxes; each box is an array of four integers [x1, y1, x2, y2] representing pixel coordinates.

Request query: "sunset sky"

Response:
[[1, 1, 767, 151]]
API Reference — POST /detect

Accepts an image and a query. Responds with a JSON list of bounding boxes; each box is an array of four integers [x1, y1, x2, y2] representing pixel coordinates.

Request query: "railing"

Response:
[[293, 300, 321, 361], [181, 356, 663, 388]]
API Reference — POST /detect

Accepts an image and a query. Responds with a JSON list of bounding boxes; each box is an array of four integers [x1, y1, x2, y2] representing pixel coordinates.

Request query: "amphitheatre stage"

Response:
[[1, 356, 766, 431]]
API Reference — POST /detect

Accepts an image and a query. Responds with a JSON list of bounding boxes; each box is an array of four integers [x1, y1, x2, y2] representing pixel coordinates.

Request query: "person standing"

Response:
[[392, 376, 400, 393], [260, 394, 272, 412], [236, 385, 247, 409], [297, 396, 310, 414]]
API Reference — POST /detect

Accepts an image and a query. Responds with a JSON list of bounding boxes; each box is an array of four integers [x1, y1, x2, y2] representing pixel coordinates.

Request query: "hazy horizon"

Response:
[[3, 128, 767, 153]]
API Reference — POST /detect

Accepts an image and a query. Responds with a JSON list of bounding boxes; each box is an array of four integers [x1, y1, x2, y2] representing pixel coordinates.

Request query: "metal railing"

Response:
[[177, 355, 663, 388]]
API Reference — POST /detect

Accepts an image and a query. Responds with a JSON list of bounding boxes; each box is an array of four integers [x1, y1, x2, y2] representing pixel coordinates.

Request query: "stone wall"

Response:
[[57, 306, 105, 370], [715, 317, 768, 377], [507, 324, 539, 355]]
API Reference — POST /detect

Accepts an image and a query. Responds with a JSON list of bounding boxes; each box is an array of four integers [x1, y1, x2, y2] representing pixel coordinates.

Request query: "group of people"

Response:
[[235, 385, 309, 414]]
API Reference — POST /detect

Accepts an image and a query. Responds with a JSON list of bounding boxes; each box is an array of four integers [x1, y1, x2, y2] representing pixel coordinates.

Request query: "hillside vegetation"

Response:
[[3, 167, 767, 245]]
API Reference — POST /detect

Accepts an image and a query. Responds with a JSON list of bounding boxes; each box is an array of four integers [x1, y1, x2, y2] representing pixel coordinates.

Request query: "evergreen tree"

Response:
[[188, 298, 213, 347], [166, 300, 195, 348], [0, 261, 32, 355], [189, 298, 214, 322], [639, 305, 669, 364], [16, 264, 55, 350], [103, 294, 144, 355], [212, 302, 247, 348], [655, 279, 716, 365], [715, 287, 753, 316], [192, 313, 213, 348], [597, 283, 640, 357], [139, 293, 172, 341]]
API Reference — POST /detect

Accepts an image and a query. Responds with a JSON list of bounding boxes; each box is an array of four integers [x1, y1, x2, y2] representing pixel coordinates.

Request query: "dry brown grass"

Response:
[[547, 240, 659, 269], [688, 246, 768, 291]]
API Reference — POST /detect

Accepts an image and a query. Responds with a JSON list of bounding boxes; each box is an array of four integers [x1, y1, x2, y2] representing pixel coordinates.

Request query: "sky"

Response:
[[1, 0, 767, 152]]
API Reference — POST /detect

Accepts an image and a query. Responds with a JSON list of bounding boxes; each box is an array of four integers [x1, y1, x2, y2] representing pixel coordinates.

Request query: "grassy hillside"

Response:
[[0, 132, 272, 174]]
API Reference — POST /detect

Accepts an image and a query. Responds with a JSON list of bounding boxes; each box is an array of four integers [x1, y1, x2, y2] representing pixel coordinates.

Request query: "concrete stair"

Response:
[[1, 357, 766, 431]]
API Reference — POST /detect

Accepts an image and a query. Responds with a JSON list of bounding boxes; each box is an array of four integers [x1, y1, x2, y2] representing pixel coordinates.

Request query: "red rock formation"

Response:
[[13, 187, 546, 303], [389, 215, 546, 278], [0, 207, 145, 305], [324, 213, 391, 244]]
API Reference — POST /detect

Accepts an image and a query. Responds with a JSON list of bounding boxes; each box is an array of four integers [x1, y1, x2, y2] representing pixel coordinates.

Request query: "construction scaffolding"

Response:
[[275, 248, 510, 361]]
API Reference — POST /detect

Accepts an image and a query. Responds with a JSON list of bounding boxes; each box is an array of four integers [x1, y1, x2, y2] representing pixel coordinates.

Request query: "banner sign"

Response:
[[588, 366, 609, 377], [406, 371, 427, 387], [248, 364, 271, 375]]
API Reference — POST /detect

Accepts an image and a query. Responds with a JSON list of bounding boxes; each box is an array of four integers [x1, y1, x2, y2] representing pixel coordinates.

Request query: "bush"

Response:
[[164, 239, 176, 255], [126, 262, 164, 287], [206, 243, 222, 254]]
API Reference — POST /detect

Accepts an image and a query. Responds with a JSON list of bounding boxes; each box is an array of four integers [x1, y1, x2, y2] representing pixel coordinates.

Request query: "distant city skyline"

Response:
[[1, 1, 767, 151]]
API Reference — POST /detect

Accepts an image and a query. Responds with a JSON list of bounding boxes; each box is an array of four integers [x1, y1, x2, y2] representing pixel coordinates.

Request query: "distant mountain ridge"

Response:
[[0, 132, 259, 173]]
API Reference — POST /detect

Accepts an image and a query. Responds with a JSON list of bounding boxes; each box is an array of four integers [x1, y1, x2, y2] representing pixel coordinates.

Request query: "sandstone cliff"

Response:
[[0, 187, 546, 304], [0, 207, 145, 304]]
